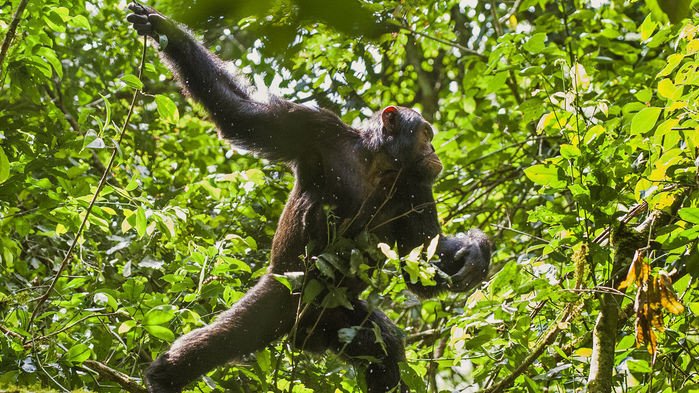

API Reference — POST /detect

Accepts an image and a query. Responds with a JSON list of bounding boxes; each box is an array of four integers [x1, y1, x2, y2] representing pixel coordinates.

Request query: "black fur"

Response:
[[127, 4, 491, 392]]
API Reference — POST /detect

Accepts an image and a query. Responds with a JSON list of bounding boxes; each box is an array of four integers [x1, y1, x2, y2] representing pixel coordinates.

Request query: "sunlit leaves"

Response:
[[571, 63, 590, 92], [378, 242, 398, 261], [155, 94, 180, 124], [523, 164, 566, 188], [143, 305, 177, 325], [657, 78, 683, 100], [143, 305, 178, 342], [44, 6, 70, 32], [0, 146, 9, 184], [144, 325, 176, 342], [120, 74, 144, 90], [523, 32, 546, 54], [630, 107, 662, 135], [640, 14, 657, 41], [657, 53, 684, 77], [679, 207, 699, 224]]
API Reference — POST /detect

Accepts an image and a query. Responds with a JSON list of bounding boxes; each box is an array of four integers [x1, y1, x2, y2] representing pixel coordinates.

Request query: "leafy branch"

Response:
[[25, 37, 148, 336]]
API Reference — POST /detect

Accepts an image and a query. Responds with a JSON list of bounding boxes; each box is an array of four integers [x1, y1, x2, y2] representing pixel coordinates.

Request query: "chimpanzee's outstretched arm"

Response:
[[126, 3, 346, 161], [393, 187, 491, 297]]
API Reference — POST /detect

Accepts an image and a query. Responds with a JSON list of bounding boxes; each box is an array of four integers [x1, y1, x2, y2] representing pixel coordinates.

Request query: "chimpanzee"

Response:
[[126, 3, 491, 392]]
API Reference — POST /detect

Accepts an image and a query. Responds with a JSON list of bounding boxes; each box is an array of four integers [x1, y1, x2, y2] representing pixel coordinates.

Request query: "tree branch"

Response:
[[83, 360, 147, 393], [0, 0, 30, 83], [482, 301, 585, 393]]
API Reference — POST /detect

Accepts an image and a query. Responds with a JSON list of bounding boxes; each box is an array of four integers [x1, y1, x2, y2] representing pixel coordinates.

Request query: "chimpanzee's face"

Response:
[[385, 107, 442, 180]]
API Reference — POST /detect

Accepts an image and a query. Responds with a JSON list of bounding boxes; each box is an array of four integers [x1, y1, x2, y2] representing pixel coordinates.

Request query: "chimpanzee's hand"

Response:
[[436, 230, 491, 292], [126, 2, 181, 42]]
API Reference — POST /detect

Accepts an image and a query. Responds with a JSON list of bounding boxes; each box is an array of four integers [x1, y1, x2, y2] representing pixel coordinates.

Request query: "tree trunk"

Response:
[[587, 292, 622, 393]]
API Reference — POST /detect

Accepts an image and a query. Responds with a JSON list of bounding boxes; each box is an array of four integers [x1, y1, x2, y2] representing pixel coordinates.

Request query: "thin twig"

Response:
[[0, 0, 30, 83], [23, 313, 120, 347], [25, 36, 149, 337], [398, 24, 486, 59]]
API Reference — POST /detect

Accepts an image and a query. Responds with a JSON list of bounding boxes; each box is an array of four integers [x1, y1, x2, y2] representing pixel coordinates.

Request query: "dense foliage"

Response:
[[1, 0, 698, 392]]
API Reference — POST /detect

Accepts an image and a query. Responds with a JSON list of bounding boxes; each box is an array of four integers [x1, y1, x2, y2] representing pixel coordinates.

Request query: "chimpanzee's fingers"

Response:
[[126, 13, 149, 24], [127, 2, 147, 14]]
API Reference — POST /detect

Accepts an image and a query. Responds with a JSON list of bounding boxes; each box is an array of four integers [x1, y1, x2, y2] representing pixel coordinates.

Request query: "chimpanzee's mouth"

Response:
[[416, 152, 443, 174]]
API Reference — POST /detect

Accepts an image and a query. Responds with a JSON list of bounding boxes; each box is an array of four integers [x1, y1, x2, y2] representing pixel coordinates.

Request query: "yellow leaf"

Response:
[[619, 250, 644, 289], [658, 273, 685, 314], [536, 112, 556, 134], [687, 39, 699, 55], [658, 78, 684, 100], [55, 223, 67, 235], [508, 15, 518, 30], [651, 192, 677, 210], [666, 101, 686, 112], [679, 23, 698, 40]]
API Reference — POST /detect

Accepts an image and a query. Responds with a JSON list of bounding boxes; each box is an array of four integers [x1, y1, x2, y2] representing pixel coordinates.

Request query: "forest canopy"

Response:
[[0, 0, 698, 392]]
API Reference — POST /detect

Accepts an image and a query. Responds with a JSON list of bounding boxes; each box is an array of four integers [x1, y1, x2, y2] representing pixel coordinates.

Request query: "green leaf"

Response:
[[36, 47, 63, 78], [640, 14, 657, 41], [44, 9, 67, 32], [399, 363, 427, 393], [315, 256, 336, 279], [118, 320, 137, 334], [523, 33, 546, 54], [657, 53, 684, 77], [145, 325, 176, 341], [135, 207, 147, 238], [0, 146, 9, 184], [273, 274, 292, 291], [121, 74, 143, 90], [658, 78, 683, 100], [70, 15, 91, 30], [523, 164, 565, 188], [144, 305, 177, 325], [560, 144, 581, 159], [155, 95, 180, 124], [302, 279, 324, 303], [627, 358, 652, 373], [679, 208, 699, 224], [630, 107, 662, 135], [65, 344, 91, 365], [657, 0, 690, 23]]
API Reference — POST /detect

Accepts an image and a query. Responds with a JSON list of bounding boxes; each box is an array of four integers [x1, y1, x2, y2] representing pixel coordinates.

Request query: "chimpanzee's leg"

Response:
[[145, 274, 297, 393], [295, 301, 406, 393]]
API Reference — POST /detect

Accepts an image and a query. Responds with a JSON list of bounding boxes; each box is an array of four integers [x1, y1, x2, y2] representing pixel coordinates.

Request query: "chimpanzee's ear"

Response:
[[381, 106, 398, 135]]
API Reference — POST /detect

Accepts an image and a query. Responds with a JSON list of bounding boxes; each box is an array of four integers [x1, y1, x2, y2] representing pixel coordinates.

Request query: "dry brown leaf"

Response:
[[630, 257, 685, 355], [619, 250, 650, 290], [658, 272, 685, 315]]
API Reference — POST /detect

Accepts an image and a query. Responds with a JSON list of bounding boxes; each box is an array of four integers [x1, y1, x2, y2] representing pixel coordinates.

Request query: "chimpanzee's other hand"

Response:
[[126, 2, 180, 41], [437, 229, 491, 292]]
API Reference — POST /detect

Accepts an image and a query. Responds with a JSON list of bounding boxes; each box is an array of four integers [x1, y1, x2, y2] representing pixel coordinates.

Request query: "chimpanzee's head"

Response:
[[375, 106, 443, 180]]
